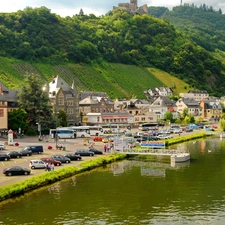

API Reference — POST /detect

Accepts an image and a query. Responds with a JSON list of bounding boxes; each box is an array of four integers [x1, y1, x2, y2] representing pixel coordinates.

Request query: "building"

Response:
[[145, 87, 173, 99], [79, 95, 114, 123], [46, 76, 80, 125], [0, 82, 19, 132], [150, 96, 177, 120], [180, 90, 209, 102], [200, 99, 222, 121], [176, 98, 202, 117], [113, 0, 148, 14]]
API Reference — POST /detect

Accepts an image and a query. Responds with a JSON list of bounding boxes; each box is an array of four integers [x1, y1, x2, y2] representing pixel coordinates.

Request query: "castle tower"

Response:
[[130, 0, 137, 8]]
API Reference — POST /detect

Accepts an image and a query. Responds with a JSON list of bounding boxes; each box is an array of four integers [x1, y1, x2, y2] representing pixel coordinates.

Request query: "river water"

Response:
[[1, 138, 225, 225]]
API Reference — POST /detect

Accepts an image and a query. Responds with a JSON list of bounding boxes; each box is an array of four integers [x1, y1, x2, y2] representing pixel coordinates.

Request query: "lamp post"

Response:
[[55, 113, 58, 148], [36, 123, 41, 140]]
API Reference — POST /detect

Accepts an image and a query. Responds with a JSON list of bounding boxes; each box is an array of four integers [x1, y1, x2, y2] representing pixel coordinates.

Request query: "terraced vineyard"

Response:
[[53, 65, 88, 92]]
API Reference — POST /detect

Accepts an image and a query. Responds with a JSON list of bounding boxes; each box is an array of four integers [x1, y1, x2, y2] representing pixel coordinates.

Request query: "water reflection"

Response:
[[1, 138, 225, 224]]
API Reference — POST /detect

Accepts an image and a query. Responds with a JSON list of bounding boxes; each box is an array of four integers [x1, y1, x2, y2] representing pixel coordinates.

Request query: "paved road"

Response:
[[0, 136, 107, 187]]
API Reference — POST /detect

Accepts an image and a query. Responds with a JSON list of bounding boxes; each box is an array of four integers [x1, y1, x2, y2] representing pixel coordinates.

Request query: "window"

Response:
[[67, 108, 73, 114], [0, 109, 4, 117]]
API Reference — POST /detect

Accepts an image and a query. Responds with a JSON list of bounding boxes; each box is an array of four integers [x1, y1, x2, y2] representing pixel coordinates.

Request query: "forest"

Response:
[[0, 5, 225, 97]]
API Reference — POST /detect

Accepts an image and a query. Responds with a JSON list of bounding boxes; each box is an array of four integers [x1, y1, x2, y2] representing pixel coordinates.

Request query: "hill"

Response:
[[0, 7, 225, 97]]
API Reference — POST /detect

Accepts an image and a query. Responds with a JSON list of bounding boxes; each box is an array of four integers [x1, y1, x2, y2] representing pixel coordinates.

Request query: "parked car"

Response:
[[0, 143, 5, 150], [136, 136, 160, 142], [64, 153, 82, 161], [0, 153, 10, 161], [23, 146, 43, 154], [41, 158, 62, 166], [19, 149, 32, 156], [157, 134, 173, 139], [93, 136, 103, 142], [75, 150, 95, 156], [173, 128, 183, 134], [88, 148, 103, 155], [51, 155, 71, 163], [7, 151, 22, 158], [29, 160, 46, 169], [3, 166, 31, 176], [185, 127, 193, 132]]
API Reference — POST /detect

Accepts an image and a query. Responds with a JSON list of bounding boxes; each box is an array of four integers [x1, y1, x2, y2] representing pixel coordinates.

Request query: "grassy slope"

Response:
[[147, 68, 190, 95], [0, 57, 188, 98]]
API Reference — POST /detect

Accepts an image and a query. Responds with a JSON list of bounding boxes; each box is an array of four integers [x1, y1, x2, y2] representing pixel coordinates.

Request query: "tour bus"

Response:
[[88, 126, 104, 136], [101, 124, 129, 134], [49, 128, 75, 139], [67, 126, 91, 138]]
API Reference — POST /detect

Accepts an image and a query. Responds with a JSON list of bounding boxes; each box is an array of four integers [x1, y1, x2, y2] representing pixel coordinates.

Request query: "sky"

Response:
[[1, 0, 225, 17]]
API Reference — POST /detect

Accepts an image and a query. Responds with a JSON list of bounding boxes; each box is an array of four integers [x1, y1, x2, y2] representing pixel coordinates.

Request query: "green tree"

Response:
[[164, 111, 173, 123], [8, 109, 28, 133], [17, 73, 53, 134], [219, 118, 225, 131], [57, 110, 67, 127]]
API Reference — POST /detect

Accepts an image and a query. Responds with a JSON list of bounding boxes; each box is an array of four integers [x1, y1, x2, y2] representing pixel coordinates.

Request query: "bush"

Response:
[[15, 142, 19, 146]]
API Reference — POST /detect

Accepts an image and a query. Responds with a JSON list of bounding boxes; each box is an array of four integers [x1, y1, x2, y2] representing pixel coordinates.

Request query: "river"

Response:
[[0, 137, 225, 224]]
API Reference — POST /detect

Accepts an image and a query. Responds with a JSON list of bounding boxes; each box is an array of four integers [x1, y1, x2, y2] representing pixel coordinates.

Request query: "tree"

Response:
[[57, 110, 67, 127], [8, 109, 28, 133], [17, 73, 53, 134], [219, 118, 225, 131], [164, 111, 173, 123]]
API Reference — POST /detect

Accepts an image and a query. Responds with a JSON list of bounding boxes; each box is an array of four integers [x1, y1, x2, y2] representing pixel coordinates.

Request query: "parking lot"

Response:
[[0, 136, 106, 187]]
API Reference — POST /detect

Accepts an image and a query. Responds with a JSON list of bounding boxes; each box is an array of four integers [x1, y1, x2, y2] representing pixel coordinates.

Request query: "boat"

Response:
[[220, 132, 225, 138], [170, 153, 190, 163]]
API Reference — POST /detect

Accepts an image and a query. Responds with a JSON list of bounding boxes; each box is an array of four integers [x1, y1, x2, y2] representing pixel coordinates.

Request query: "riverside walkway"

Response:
[[119, 149, 182, 156]]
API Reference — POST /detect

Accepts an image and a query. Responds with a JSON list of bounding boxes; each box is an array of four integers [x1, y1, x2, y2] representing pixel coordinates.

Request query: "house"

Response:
[[46, 75, 80, 125], [146, 87, 173, 99], [180, 90, 209, 102], [79, 95, 114, 123], [176, 98, 202, 117], [200, 99, 222, 122], [149, 96, 177, 120], [0, 82, 19, 133]]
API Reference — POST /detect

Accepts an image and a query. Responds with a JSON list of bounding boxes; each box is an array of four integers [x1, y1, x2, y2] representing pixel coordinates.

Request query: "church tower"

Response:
[[130, 0, 137, 9]]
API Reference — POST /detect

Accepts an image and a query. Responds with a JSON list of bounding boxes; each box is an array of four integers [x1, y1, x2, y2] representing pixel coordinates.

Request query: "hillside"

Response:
[[0, 7, 225, 96]]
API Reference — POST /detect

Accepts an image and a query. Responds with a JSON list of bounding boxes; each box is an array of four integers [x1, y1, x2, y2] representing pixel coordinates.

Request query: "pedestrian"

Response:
[[104, 144, 107, 153], [45, 163, 49, 171], [51, 163, 54, 171]]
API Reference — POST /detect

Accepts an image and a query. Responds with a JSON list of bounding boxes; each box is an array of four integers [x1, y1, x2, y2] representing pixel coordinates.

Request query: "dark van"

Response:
[[23, 146, 43, 154]]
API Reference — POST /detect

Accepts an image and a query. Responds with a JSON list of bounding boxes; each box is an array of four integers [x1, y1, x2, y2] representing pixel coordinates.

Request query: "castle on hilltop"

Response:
[[113, 0, 148, 15]]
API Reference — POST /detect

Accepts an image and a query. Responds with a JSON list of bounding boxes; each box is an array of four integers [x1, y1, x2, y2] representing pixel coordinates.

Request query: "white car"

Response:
[[157, 134, 173, 139], [29, 160, 46, 169], [173, 129, 182, 134], [0, 143, 5, 150]]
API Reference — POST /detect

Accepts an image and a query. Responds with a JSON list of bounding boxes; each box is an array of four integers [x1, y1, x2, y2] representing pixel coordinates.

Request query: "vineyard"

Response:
[[53, 65, 88, 92], [12, 63, 46, 82]]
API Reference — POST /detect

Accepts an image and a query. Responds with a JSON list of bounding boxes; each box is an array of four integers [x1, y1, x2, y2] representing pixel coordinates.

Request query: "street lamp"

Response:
[[36, 123, 41, 140]]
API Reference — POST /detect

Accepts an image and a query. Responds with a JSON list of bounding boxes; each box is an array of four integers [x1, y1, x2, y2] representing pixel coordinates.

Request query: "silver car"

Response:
[[29, 160, 46, 169]]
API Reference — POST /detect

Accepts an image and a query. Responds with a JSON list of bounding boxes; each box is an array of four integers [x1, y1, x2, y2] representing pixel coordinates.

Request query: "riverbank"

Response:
[[0, 131, 218, 202]]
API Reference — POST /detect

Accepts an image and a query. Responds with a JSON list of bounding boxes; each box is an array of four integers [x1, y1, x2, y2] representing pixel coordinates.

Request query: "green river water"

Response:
[[0, 138, 225, 224]]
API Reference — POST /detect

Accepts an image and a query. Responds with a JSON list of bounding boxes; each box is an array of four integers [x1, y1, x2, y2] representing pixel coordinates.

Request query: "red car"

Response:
[[93, 136, 103, 141], [40, 158, 62, 166]]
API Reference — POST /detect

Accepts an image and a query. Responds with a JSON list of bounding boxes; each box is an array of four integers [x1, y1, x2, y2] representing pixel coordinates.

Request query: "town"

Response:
[[0, 74, 223, 134]]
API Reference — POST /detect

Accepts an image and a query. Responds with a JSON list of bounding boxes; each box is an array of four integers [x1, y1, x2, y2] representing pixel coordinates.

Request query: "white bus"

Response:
[[50, 129, 75, 139], [101, 124, 129, 134], [67, 126, 91, 138], [88, 126, 104, 136]]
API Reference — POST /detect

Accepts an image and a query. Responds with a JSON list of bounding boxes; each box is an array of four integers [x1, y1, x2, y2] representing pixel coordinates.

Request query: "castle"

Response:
[[113, 0, 148, 15]]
